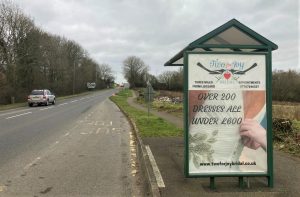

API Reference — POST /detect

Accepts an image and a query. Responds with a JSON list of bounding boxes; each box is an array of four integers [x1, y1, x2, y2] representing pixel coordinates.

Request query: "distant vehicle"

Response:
[[120, 83, 129, 88], [87, 82, 96, 89], [27, 89, 56, 107]]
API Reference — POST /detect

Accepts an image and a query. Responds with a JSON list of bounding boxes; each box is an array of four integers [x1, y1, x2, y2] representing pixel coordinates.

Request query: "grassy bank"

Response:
[[110, 89, 182, 137]]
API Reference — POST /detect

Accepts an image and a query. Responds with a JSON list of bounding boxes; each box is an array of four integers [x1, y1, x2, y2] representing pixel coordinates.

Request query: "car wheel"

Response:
[[45, 100, 49, 106], [52, 99, 56, 105], [28, 103, 33, 107]]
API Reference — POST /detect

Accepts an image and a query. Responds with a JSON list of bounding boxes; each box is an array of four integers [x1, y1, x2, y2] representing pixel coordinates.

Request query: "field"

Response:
[[156, 90, 300, 120], [273, 102, 300, 120]]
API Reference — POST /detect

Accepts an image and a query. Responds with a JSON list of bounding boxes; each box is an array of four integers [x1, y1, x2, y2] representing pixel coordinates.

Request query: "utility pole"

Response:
[[73, 62, 75, 95]]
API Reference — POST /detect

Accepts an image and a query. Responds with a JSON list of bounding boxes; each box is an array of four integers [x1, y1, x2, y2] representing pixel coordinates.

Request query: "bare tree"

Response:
[[0, 1, 35, 102], [97, 64, 115, 88], [122, 56, 149, 88], [0, 1, 115, 104], [158, 68, 183, 90], [158, 71, 175, 89]]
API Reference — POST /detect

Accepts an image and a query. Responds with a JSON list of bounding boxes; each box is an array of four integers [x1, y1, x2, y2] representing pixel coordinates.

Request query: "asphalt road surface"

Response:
[[0, 89, 135, 196]]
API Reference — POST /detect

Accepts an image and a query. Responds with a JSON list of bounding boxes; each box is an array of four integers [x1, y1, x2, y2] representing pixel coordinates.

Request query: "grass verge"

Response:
[[110, 89, 183, 137], [0, 102, 27, 111]]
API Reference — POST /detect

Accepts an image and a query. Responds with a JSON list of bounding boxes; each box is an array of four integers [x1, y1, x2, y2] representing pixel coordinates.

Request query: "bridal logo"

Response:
[[196, 60, 257, 82]]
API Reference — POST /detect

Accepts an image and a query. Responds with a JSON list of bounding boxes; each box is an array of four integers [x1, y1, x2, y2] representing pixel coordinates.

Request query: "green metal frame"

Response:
[[184, 50, 273, 187], [164, 19, 278, 67]]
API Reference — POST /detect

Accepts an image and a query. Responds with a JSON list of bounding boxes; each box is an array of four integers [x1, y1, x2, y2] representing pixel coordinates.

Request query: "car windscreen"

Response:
[[31, 90, 44, 95]]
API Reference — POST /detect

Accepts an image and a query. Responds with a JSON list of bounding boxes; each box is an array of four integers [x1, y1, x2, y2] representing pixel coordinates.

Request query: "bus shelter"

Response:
[[164, 19, 278, 188]]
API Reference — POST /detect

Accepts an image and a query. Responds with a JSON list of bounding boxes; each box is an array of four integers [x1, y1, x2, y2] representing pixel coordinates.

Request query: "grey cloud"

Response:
[[13, 0, 299, 82]]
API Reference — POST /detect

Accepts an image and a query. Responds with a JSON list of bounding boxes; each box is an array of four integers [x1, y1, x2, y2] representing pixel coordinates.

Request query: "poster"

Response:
[[187, 53, 267, 175]]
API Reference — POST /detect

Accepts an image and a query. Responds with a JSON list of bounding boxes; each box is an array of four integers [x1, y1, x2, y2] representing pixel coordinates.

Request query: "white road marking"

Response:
[[6, 112, 32, 120], [80, 132, 88, 135], [96, 128, 101, 134], [40, 106, 53, 111], [0, 108, 31, 117], [71, 100, 78, 103], [62, 124, 78, 137], [145, 145, 165, 188], [129, 131, 137, 176], [0, 185, 6, 192], [58, 102, 68, 106], [110, 121, 112, 126], [24, 157, 41, 170]]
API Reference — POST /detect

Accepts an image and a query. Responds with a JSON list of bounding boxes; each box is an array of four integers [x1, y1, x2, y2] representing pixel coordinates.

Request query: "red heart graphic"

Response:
[[224, 72, 231, 79]]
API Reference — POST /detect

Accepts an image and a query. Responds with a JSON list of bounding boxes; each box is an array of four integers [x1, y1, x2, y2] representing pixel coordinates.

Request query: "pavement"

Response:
[[127, 90, 300, 197]]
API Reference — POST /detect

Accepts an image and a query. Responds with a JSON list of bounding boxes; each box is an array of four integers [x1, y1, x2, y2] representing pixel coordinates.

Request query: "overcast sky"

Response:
[[13, 0, 299, 83]]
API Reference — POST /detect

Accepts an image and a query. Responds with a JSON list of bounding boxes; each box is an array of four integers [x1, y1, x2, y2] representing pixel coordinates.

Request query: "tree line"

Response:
[[272, 70, 300, 102], [0, 1, 114, 104], [122, 57, 300, 103], [122, 56, 183, 90]]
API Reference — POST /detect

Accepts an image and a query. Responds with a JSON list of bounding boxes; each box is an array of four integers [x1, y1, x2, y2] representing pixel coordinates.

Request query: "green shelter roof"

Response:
[[164, 19, 278, 66]]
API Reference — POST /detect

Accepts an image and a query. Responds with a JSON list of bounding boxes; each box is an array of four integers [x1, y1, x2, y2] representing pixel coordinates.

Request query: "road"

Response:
[[0, 89, 136, 196]]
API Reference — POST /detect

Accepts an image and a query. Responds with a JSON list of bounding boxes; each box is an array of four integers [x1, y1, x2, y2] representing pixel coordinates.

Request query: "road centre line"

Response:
[[145, 145, 165, 188], [40, 106, 53, 111], [24, 157, 41, 170], [6, 112, 32, 120], [71, 99, 78, 103], [58, 102, 68, 106], [64, 132, 70, 137]]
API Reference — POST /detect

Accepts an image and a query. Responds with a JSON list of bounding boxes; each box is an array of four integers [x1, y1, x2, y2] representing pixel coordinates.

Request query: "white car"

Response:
[[27, 89, 56, 107]]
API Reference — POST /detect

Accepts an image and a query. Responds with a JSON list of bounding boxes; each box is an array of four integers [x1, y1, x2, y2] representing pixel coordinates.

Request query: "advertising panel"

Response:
[[187, 53, 268, 176]]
